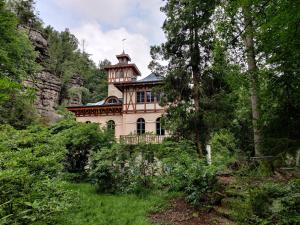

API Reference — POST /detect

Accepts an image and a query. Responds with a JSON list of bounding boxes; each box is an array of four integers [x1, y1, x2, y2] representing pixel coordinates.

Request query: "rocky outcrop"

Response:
[[22, 27, 84, 123], [64, 75, 84, 106], [22, 27, 61, 123], [25, 71, 62, 123], [28, 29, 49, 63]]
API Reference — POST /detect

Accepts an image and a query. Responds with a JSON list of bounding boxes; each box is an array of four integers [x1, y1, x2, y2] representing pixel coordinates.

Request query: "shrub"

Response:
[[0, 125, 73, 225], [209, 129, 238, 170], [89, 144, 160, 194], [158, 141, 219, 206], [249, 180, 300, 224], [89, 140, 219, 207], [52, 120, 114, 176]]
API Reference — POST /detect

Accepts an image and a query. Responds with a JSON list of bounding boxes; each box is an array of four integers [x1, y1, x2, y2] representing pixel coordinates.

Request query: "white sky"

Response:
[[36, 0, 166, 77]]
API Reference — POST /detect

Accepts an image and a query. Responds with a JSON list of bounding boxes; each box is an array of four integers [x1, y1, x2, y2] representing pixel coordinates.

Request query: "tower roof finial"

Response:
[[122, 38, 126, 53]]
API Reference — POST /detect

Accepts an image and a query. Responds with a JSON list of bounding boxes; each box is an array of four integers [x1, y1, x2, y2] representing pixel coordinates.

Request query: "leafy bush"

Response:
[[0, 125, 73, 224], [89, 143, 160, 194], [228, 176, 300, 225], [52, 120, 114, 176], [209, 129, 238, 170], [157, 140, 219, 206], [249, 180, 300, 224], [89, 140, 219, 206]]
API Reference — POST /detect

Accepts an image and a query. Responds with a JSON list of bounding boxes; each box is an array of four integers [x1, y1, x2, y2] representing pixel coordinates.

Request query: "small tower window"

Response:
[[137, 118, 145, 135], [116, 71, 124, 78]]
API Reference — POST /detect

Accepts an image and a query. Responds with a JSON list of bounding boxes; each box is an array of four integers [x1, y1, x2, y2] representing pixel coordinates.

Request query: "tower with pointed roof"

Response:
[[104, 52, 141, 98]]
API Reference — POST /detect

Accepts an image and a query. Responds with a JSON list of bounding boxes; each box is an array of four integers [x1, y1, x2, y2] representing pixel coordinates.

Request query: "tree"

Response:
[[0, 0, 39, 128], [219, 0, 265, 156], [219, 0, 300, 158], [257, 0, 300, 157], [151, 0, 219, 157], [242, 2, 262, 156], [45, 26, 108, 104], [5, 0, 42, 29], [82, 59, 110, 104]]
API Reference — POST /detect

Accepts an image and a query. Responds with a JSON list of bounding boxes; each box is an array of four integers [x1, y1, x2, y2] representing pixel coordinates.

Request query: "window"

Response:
[[156, 118, 165, 135], [107, 120, 115, 134], [146, 91, 155, 103], [137, 91, 156, 103], [137, 118, 145, 135], [136, 91, 145, 103], [107, 98, 118, 104], [116, 71, 124, 78]]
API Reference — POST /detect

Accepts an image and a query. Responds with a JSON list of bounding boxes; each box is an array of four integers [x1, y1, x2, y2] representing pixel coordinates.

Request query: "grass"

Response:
[[56, 183, 174, 225]]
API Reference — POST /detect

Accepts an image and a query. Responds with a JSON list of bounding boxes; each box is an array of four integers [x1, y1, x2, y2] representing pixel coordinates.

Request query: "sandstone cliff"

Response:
[[24, 27, 84, 123]]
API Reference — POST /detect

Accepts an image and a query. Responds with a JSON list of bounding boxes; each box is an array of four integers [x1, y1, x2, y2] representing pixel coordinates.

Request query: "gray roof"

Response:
[[86, 98, 123, 106], [86, 100, 105, 106], [137, 73, 163, 82]]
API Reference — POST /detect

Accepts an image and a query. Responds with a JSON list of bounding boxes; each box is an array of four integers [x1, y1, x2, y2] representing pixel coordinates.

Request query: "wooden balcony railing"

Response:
[[119, 134, 168, 145]]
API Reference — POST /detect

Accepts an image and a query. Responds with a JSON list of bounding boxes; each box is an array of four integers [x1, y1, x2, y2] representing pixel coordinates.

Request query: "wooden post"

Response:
[[206, 145, 212, 165]]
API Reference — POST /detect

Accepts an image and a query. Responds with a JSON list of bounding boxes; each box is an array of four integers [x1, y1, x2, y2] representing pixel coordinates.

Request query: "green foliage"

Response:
[[157, 140, 219, 206], [52, 120, 114, 175], [89, 140, 219, 207], [89, 143, 160, 194], [151, 0, 222, 155], [209, 129, 238, 169], [43, 27, 109, 104], [0, 0, 39, 80], [0, 0, 39, 128], [0, 78, 38, 129], [5, 0, 43, 29], [81, 59, 110, 104], [0, 125, 72, 224], [56, 183, 172, 225], [231, 179, 300, 225]]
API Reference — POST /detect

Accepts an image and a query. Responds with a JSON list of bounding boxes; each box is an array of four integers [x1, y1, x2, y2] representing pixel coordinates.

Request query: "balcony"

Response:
[[119, 134, 169, 145]]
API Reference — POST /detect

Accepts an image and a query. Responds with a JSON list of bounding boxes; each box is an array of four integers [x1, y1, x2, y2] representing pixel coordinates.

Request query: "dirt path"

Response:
[[150, 198, 236, 225]]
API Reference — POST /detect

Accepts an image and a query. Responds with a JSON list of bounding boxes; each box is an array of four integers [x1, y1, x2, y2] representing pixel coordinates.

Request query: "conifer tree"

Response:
[[151, 0, 219, 157]]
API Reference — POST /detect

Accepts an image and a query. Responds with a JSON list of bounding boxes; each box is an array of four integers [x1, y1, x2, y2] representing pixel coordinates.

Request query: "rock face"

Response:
[[64, 75, 84, 106], [23, 27, 84, 123], [29, 29, 49, 63], [25, 71, 62, 123]]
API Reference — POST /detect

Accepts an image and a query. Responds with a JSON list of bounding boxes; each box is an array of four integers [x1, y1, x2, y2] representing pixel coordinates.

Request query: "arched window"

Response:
[[107, 120, 115, 134], [137, 118, 145, 135], [156, 118, 165, 135], [107, 98, 118, 104]]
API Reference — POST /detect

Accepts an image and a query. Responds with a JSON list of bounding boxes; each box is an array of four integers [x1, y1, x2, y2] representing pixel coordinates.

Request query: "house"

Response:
[[67, 52, 167, 143]]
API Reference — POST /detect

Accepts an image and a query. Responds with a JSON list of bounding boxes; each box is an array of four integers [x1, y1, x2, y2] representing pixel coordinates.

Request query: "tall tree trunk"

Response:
[[191, 26, 203, 157], [243, 5, 262, 156]]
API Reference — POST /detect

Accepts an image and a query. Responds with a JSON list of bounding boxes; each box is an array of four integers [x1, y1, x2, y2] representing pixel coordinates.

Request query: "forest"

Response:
[[0, 0, 299, 224]]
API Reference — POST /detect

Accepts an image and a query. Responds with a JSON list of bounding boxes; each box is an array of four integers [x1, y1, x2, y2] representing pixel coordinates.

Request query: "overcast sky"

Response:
[[36, 0, 166, 77]]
